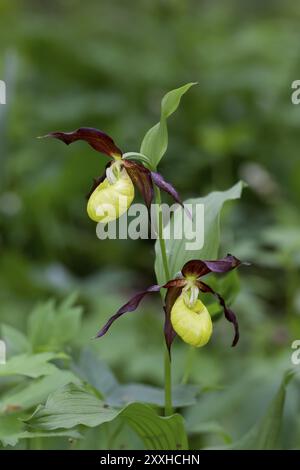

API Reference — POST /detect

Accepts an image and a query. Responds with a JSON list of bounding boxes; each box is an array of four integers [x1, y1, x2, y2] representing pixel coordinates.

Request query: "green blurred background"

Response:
[[1, 0, 300, 448]]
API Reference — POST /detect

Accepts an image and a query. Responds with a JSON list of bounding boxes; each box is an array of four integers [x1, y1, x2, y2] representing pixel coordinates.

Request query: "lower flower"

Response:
[[171, 294, 213, 347], [95, 254, 248, 356]]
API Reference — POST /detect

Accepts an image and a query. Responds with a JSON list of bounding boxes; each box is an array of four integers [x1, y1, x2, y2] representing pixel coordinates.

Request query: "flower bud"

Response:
[[87, 167, 134, 223], [171, 294, 213, 347]]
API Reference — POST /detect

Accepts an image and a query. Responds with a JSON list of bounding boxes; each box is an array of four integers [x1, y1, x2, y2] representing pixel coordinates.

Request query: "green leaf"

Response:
[[14, 429, 82, 444], [0, 414, 23, 447], [0, 352, 64, 378], [121, 403, 188, 450], [155, 181, 244, 284], [72, 348, 118, 396], [107, 383, 199, 408], [28, 293, 82, 352], [0, 370, 79, 413], [26, 384, 188, 450], [26, 384, 118, 429], [140, 83, 196, 169], [188, 421, 232, 444], [227, 371, 295, 450], [73, 349, 198, 408], [0, 413, 81, 447], [1, 324, 31, 356], [202, 370, 296, 450]]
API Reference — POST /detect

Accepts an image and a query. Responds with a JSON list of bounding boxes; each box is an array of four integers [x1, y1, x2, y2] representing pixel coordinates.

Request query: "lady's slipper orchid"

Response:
[[95, 254, 246, 353], [41, 127, 182, 222]]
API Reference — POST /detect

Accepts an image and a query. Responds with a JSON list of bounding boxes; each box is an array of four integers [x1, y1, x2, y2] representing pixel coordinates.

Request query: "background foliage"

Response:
[[0, 0, 300, 449]]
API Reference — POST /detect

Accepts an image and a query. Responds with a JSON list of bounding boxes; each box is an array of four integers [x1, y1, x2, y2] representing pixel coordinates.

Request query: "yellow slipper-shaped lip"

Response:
[[171, 294, 213, 347], [87, 168, 135, 223]]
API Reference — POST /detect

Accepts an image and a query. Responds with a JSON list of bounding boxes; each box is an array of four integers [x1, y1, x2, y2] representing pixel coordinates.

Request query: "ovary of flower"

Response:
[[171, 294, 213, 347], [87, 168, 135, 223]]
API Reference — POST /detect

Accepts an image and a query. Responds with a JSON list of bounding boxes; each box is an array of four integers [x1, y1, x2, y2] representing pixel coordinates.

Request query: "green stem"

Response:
[[155, 186, 170, 280], [154, 185, 173, 416]]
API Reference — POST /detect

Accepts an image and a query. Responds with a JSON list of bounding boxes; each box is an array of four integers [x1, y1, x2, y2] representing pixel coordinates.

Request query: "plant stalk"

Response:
[[154, 185, 173, 416]]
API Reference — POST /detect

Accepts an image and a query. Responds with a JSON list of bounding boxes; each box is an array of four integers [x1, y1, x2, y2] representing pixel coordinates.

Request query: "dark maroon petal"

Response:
[[164, 305, 177, 358], [40, 127, 122, 158], [163, 279, 187, 289], [197, 281, 239, 347], [151, 171, 183, 207], [95, 285, 161, 338], [86, 162, 112, 199], [182, 254, 242, 279], [200, 254, 242, 273], [163, 284, 184, 355], [123, 160, 154, 210]]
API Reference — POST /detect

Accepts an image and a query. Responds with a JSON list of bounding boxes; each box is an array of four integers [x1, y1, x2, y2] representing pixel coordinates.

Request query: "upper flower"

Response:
[[40, 127, 182, 223], [95, 254, 246, 354]]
